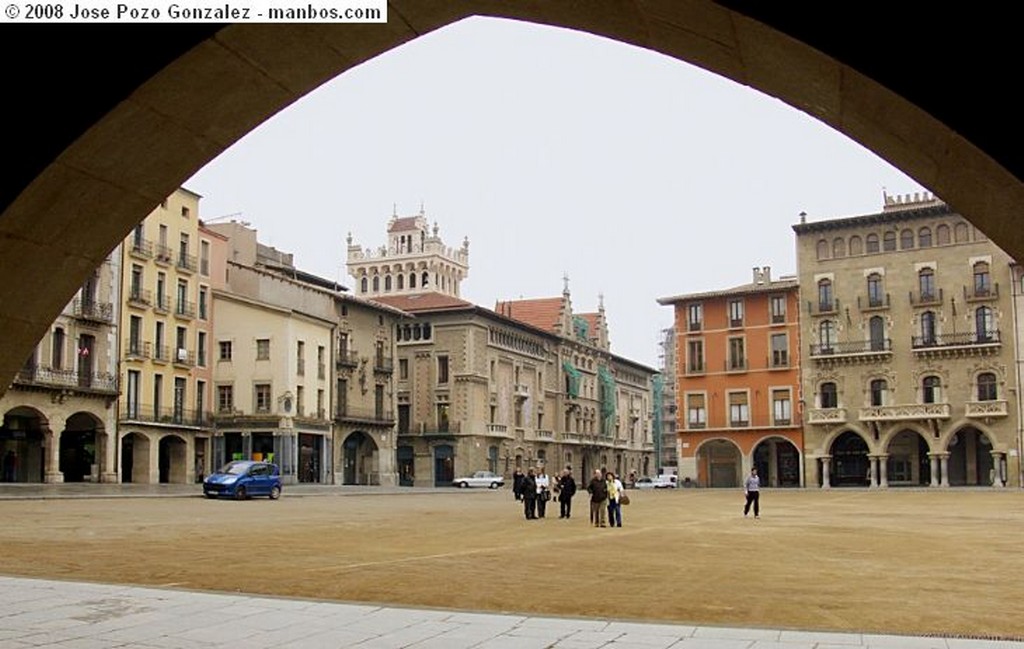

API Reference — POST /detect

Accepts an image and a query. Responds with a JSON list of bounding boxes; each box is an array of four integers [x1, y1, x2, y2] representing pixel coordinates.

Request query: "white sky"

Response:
[[186, 16, 926, 369]]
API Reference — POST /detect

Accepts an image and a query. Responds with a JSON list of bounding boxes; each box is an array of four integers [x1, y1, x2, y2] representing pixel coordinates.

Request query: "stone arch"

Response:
[[60, 411, 106, 483], [829, 430, 871, 487], [751, 435, 801, 487], [120, 431, 152, 484], [158, 434, 188, 484], [884, 429, 931, 486], [342, 430, 379, 485], [945, 425, 997, 486], [693, 437, 743, 488], [1, 406, 49, 483]]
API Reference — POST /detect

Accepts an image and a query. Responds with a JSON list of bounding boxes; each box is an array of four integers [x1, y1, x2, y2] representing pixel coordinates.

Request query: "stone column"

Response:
[[867, 455, 879, 488], [990, 451, 1005, 488], [147, 437, 160, 484], [44, 416, 66, 483], [878, 454, 889, 488], [821, 456, 832, 490], [939, 453, 950, 487], [928, 453, 939, 487]]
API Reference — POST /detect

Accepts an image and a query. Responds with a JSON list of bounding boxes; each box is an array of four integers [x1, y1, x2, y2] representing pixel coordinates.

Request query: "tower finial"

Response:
[[420, 200, 425, 216], [598, 292, 605, 311], [562, 272, 570, 296], [393, 203, 397, 217], [346, 231, 353, 246]]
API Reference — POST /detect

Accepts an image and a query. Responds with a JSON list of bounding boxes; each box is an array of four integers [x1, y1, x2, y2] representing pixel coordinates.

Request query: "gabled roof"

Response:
[[372, 292, 474, 313], [657, 278, 799, 305], [388, 216, 420, 233], [577, 312, 602, 339], [493, 297, 565, 333]]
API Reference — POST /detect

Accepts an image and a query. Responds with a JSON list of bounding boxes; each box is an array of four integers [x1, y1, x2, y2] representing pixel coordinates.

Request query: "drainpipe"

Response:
[[1010, 264, 1024, 488]]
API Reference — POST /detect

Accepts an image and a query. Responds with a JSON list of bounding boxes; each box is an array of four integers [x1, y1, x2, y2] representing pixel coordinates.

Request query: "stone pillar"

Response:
[[44, 416, 66, 483], [821, 456, 832, 490], [147, 437, 160, 484], [990, 451, 1005, 488], [928, 454, 939, 488], [878, 454, 889, 488], [939, 453, 950, 487], [867, 455, 878, 488], [100, 429, 119, 483]]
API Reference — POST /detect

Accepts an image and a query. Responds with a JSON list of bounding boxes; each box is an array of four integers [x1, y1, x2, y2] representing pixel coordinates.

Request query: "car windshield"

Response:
[[221, 462, 250, 475]]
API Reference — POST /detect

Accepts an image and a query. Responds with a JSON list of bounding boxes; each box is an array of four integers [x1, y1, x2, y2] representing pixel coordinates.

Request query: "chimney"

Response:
[[762, 266, 771, 283], [753, 267, 762, 284]]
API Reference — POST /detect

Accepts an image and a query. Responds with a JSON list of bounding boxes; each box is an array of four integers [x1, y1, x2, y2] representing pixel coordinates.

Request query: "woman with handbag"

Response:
[[535, 466, 551, 519], [606, 471, 625, 527]]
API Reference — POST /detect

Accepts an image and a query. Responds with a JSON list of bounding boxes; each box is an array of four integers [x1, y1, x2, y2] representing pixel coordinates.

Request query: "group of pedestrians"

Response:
[[512, 465, 626, 527]]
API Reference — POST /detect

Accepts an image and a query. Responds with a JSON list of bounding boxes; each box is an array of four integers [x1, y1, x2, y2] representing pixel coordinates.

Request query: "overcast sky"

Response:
[[186, 16, 926, 368]]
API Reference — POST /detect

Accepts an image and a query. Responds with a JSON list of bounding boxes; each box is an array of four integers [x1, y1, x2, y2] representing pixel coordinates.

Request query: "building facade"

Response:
[[794, 193, 1020, 488], [659, 267, 803, 487], [656, 327, 679, 473], [0, 248, 121, 483]]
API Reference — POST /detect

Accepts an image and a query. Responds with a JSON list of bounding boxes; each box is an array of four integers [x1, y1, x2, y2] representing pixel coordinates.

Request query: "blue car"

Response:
[[203, 461, 282, 500]]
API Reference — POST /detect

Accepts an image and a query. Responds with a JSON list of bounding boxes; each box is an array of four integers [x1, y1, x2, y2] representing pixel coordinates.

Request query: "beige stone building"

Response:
[[353, 212, 656, 487], [1, 248, 121, 483], [208, 221, 406, 485], [118, 189, 223, 483], [794, 193, 1020, 488]]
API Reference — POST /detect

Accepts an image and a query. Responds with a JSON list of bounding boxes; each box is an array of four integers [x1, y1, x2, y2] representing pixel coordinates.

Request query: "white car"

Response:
[[452, 471, 505, 489], [634, 476, 676, 489]]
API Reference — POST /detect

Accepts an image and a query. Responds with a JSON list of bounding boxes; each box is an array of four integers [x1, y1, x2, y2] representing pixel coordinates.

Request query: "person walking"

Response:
[[512, 467, 525, 501], [744, 466, 761, 519], [587, 469, 608, 527], [522, 468, 538, 520], [556, 468, 577, 519], [606, 471, 624, 528], [535, 466, 551, 519]]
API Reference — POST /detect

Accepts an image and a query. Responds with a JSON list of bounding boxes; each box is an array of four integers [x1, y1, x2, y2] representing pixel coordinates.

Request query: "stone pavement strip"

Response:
[[1, 577, 1022, 649]]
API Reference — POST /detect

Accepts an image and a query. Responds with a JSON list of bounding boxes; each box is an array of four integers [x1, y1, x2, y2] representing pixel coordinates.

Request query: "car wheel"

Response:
[[489, 482, 499, 489], [204, 493, 216, 499], [458, 482, 469, 488], [234, 486, 247, 500], [269, 485, 281, 500]]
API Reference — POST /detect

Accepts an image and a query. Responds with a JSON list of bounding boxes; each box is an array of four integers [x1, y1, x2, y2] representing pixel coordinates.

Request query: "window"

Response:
[[954, 222, 969, 243], [317, 346, 325, 379], [866, 233, 880, 253], [820, 382, 838, 408], [422, 271, 429, 287], [973, 261, 991, 296], [975, 306, 994, 342], [436, 402, 450, 432], [883, 231, 896, 251], [867, 273, 884, 307], [384, 275, 392, 291], [153, 374, 163, 416], [816, 239, 829, 260], [255, 383, 272, 412], [728, 392, 749, 427], [869, 316, 886, 351], [772, 389, 791, 425], [198, 287, 208, 319], [819, 320, 836, 351], [922, 376, 941, 404], [397, 274, 404, 290], [217, 385, 233, 413], [870, 379, 887, 407], [200, 240, 210, 276], [181, 205, 190, 218], [919, 268, 936, 301], [686, 393, 706, 429], [196, 380, 205, 419], [256, 338, 270, 360], [296, 386, 305, 416], [727, 336, 745, 370], [155, 321, 165, 357], [219, 340, 232, 361], [687, 303, 702, 331], [409, 273, 416, 288], [918, 227, 932, 247], [936, 224, 951, 244], [51, 327, 65, 369], [176, 279, 188, 315], [317, 389, 324, 418], [832, 237, 846, 258], [437, 355, 449, 384], [977, 372, 997, 401], [686, 339, 704, 373], [336, 378, 347, 416], [197, 332, 207, 367], [728, 299, 744, 327], [900, 229, 915, 249], [297, 341, 305, 376], [130, 265, 143, 297], [360, 277, 368, 293], [372, 276, 379, 292], [920, 311, 937, 345], [770, 295, 786, 323], [770, 333, 788, 367], [849, 235, 863, 255], [817, 279, 834, 311]]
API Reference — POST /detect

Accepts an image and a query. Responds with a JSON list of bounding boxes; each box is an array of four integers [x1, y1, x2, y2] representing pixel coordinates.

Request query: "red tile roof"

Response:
[[372, 292, 473, 313], [493, 297, 565, 333], [578, 312, 602, 340], [387, 217, 420, 233]]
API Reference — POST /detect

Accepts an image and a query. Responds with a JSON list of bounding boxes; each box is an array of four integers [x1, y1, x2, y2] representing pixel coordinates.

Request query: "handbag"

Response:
[[619, 493, 630, 506], [540, 488, 551, 502]]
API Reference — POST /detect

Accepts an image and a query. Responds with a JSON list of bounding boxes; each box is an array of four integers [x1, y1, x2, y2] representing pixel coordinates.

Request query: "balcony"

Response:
[[808, 298, 840, 316], [486, 423, 509, 435], [806, 408, 847, 424], [909, 287, 943, 306], [965, 283, 999, 302], [318, 363, 326, 380], [334, 404, 395, 425], [809, 339, 892, 362], [374, 355, 393, 373], [857, 293, 890, 311], [912, 331, 1000, 357], [562, 432, 584, 443], [153, 293, 171, 314], [536, 429, 554, 440], [177, 252, 197, 274], [175, 299, 196, 320], [965, 400, 1009, 418], [71, 298, 114, 324], [514, 383, 530, 399], [120, 403, 213, 428], [129, 239, 153, 259], [14, 367, 118, 395], [127, 287, 152, 308], [123, 339, 151, 360], [297, 359, 305, 376], [173, 348, 195, 367], [858, 403, 951, 422], [152, 345, 171, 364], [336, 349, 359, 369], [154, 244, 173, 265]]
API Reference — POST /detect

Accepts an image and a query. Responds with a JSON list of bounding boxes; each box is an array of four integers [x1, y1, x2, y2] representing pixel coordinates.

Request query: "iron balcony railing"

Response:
[[911, 330, 1000, 348], [965, 283, 999, 301], [154, 244, 173, 264], [153, 293, 171, 313], [909, 287, 943, 305], [120, 404, 213, 427], [72, 298, 114, 323], [177, 252, 198, 273], [336, 349, 359, 368], [334, 404, 396, 424], [175, 299, 196, 319], [15, 367, 117, 393], [127, 287, 152, 306], [123, 339, 152, 359], [129, 239, 153, 258], [810, 339, 892, 356], [858, 293, 890, 310], [374, 356, 394, 373], [172, 349, 196, 367], [808, 298, 840, 315], [152, 345, 171, 363]]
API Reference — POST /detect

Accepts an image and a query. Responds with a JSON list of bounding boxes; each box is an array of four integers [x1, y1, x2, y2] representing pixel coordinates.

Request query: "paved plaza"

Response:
[[2, 576, 1023, 649]]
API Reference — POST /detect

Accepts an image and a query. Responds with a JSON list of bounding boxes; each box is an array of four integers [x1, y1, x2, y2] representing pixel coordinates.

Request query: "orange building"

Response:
[[658, 267, 803, 487]]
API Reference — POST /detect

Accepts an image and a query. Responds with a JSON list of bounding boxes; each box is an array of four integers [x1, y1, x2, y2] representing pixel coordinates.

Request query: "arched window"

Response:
[[849, 235, 863, 255], [975, 306, 994, 342], [900, 229, 915, 249], [360, 277, 368, 293], [977, 372, 997, 401], [870, 379, 887, 406], [819, 320, 836, 351], [820, 382, 838, 409], [918, 267, 936, 301], [922, 376, 941, 404], [973, 261, 991, 296], [920, 310, 937, 346], [869, 316, 886, 351], [883, 231, 896, 251], [409, 273, 416, 288], [816, 239, 830, 260], [866, 273, 884, 307], [422, 271, 429, 287], [918, 227, 932, 247], [412, 324, 422, 341], [954, 222, 969, 242], [397, 274, 404, 290], [817, 278, 834, 311], [936, 224, 951, 244], [384, 275, 392, 292], [865, 233, 880, 253], [832, 237, 846, 258], [372, 276, 379, 292], [51, 327, 65, 369]]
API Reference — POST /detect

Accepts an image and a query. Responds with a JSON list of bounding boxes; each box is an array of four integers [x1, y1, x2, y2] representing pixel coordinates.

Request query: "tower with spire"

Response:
[[346, 206, 469, 298]]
